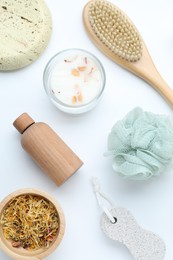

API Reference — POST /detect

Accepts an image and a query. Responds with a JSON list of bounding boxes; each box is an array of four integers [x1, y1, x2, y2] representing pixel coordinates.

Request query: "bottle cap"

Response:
[[13, 113, 35, 134]]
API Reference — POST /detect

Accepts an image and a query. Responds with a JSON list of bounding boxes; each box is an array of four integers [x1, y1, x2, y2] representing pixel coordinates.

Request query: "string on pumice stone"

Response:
[[91, 177, 166, 260]]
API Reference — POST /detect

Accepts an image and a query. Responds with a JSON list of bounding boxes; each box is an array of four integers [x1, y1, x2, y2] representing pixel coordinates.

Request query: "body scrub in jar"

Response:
[[43, 49, 106, 114]]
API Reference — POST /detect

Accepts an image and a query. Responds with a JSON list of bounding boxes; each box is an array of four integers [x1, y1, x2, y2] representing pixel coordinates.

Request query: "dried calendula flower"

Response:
[[72, 95, 77, 104], [71, 68, 80, 77], [77, 93, 83, 102], [0, 194, 59, 251], [78, 66, 87, 71]]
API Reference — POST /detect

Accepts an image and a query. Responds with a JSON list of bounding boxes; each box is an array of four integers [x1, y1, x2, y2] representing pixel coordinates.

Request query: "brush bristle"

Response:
[[88, 1, 142, 62]]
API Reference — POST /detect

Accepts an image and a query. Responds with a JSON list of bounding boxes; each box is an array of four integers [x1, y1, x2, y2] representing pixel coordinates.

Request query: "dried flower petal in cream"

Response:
[[43, 49, 106, 114]]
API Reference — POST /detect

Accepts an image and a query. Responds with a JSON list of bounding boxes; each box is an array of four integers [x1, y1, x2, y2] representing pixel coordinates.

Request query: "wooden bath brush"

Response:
[[83, 0, 173, 106]]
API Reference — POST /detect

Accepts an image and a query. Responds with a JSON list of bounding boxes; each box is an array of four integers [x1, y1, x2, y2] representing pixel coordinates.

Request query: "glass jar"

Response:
[[43, 48, 106, 114]]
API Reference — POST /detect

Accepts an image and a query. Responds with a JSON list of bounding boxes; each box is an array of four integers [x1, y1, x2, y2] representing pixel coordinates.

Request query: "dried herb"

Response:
[[0, 194, 59, 251]]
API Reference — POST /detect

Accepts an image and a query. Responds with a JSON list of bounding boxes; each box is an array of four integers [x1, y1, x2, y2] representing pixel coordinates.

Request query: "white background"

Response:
[[1, 0, 173, 259]]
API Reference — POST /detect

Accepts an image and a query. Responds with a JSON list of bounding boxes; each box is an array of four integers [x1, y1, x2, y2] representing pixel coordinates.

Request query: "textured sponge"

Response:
[[0, 0, 52, 70]]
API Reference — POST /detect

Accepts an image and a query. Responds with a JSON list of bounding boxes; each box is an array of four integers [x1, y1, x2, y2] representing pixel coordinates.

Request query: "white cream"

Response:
[[50, 54, 102, 106]]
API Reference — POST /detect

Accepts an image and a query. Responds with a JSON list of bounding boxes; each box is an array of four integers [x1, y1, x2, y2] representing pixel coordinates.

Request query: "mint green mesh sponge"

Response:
[[106, 107, 173, 180]]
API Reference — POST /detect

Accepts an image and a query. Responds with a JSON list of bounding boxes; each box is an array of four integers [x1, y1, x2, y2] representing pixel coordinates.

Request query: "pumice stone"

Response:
[[0, 0, 52, 70]]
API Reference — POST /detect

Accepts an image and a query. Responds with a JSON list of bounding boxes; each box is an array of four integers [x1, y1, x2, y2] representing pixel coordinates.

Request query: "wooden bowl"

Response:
[[0, 189, 65, 260]]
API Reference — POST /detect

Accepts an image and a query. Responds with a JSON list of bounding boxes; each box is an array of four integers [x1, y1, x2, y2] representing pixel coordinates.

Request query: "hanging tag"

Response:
[[92, 178, 166, 260]]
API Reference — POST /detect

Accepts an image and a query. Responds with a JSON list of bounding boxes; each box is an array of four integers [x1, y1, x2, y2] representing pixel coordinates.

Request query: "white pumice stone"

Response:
[[0, 0, 52, 70], [101, 207, 166, 260]]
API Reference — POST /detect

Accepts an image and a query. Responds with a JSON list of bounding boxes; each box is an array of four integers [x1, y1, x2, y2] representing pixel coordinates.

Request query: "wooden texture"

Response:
[[13, 113, 35, 134], [83, 1, 173, 107], [0, 189, 65, 259], [13, 113, 83, 186]]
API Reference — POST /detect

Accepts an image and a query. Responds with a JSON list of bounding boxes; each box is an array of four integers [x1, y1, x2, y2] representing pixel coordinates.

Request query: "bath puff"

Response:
[[106, 107, 173, 180]]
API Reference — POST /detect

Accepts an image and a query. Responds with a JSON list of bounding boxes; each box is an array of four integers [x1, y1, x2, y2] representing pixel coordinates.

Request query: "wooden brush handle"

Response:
[[121, 42, 173, 107], [139, 64, 173, 107]]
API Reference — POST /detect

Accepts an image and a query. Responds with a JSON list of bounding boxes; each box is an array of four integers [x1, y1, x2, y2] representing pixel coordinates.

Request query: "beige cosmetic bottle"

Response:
[[13, 113, 83, 186]]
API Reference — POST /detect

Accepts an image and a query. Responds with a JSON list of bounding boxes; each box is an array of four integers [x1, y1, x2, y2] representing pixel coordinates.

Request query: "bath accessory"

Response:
[[83, 0, 173, 106], [43, 48, 106, 114], [105, 107, 173, 180], [92, 178, 166, 260], [13, 113, 83, 186], [0, 0, 52, 70], [0, 188, 65, 259]]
